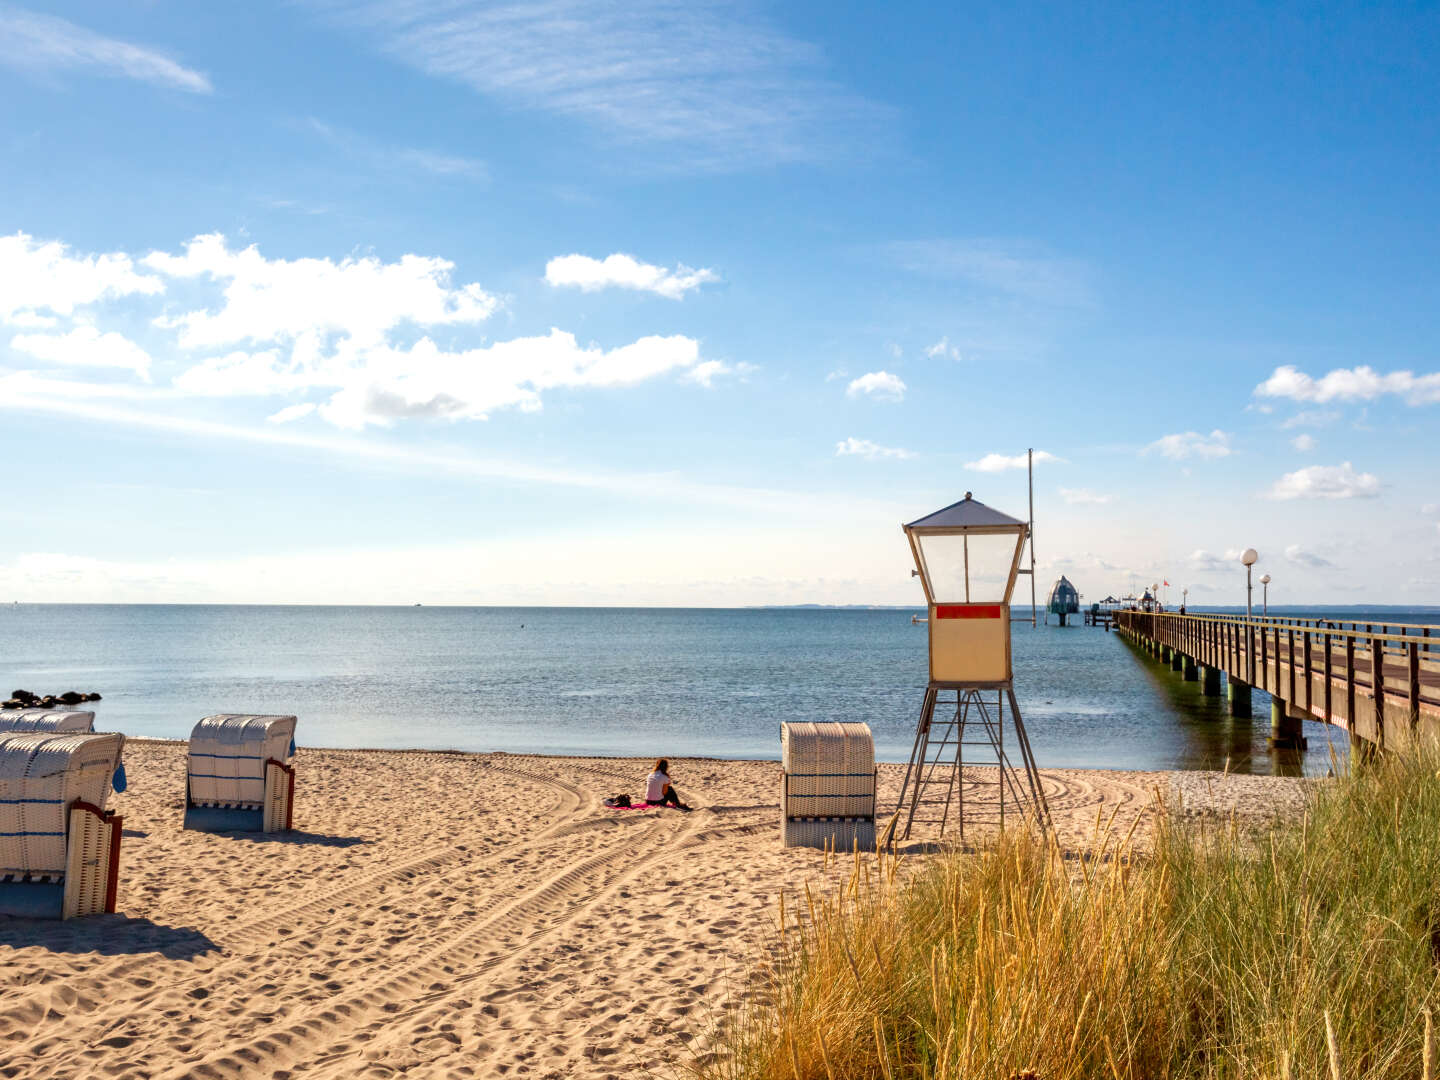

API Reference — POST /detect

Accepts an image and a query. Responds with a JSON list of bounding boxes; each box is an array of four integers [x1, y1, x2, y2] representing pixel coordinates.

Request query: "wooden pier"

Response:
[[1114, 611, 1440, 751]]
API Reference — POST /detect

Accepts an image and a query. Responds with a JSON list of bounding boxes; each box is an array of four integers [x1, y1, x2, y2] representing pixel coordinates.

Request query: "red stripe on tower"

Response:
[[935, 604, 1004, 620]]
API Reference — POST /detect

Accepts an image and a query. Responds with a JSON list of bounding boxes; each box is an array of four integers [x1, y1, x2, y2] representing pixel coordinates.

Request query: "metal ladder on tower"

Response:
[[888, 684, 1051, 843]]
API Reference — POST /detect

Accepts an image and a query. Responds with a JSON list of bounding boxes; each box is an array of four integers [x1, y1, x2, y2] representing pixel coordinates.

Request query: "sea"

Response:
[[3, 604, 1436, 776]]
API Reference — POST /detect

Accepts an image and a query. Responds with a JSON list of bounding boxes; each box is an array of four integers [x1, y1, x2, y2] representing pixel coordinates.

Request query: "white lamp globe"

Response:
[[1241, 548, 1258, 566], [1260, 574, 1271, 585]]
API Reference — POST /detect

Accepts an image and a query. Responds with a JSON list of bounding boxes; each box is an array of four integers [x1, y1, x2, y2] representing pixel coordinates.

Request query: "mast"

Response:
[[1028, 447, 1037, 627]]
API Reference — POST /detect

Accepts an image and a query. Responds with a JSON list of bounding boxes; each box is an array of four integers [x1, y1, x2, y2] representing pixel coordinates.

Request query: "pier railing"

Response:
[[1113, 610, 1440, 751]]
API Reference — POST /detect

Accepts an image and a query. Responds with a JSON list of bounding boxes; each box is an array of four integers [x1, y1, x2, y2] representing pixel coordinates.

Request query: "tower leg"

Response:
[[896, 686, 938, 841], [1006, 686, 1052, 832]]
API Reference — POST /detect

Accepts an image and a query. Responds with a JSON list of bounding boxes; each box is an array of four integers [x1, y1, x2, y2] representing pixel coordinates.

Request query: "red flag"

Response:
[[1163, 579, 1170, 586]]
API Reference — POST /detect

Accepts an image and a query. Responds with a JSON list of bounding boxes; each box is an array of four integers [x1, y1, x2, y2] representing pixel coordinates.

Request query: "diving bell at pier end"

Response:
[[903, 492, 1027, 685]]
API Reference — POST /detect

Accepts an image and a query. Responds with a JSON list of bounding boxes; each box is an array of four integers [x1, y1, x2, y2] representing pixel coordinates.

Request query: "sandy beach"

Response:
[[0, 741, 1309, 1080]]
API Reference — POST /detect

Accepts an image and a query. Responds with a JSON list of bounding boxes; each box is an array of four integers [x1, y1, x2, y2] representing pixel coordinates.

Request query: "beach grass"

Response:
[[706, 746, 1440, 1079]]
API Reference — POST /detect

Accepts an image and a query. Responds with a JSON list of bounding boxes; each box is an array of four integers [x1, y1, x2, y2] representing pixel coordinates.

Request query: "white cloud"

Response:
[[924, 336, 961, 361], [146, 233, 498, 349], [544, 253, 717, 300], [1268, 462, 1381, 501], [9, 325, 153, 380], [1059, 488, 1111, 505], [0, 232, 163, 324], [1255, 365, 1440, 406], [1280, 408, 1340, 429], [834, 437, 913, 460], [266, 402, 317, 424], [6, 230, 720, 431], [885, 343, 902, 360], [1290, 433, 1316, 452], [314, 331, 703, 429], [0, 7, 212, 93], [1284, 544, 1335, 568], [846, 371, 906, 402], [1145, 430, 1232, 460], [965, 450, 1063, 472], [304, 0, 886, 168], [684, 359, 754, 387]]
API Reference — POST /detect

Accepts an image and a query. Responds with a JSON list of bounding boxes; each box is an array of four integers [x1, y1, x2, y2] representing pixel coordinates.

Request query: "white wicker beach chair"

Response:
[[185, 714, 296, 833], [0, 710, 95, 734], [0, 731, 126, 919], [780, 721, 876, 850]]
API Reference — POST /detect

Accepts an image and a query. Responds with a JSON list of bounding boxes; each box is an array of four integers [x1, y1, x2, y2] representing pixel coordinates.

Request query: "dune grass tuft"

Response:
[[707, 747, 1440, 1079]]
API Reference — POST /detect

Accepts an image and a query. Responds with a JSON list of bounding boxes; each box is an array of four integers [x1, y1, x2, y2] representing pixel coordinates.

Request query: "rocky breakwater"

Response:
[[3, 689, 103, 710]]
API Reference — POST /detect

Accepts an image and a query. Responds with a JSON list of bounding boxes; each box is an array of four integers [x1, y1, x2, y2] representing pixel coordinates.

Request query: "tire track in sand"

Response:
[[153, 809, 695, 1080]]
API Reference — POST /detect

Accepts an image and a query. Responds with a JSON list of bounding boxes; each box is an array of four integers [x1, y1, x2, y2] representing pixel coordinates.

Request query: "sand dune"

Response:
[[0, 741, 1306, 1079]]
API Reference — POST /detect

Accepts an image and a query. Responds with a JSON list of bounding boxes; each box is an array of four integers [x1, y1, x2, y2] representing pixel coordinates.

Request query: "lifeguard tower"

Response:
[[891, 493, 1050, 841]]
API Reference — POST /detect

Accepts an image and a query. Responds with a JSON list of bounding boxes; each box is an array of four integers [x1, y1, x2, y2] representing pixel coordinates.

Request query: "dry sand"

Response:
[[0, 742, 1309, 1079]]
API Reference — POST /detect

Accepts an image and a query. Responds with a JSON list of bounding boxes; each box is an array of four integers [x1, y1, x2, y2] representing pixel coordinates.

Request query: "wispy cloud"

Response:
[[1268, 462, 1381, 501], [303, 0, 887, 168], [304, 117, 488, 181], [924, 336, 961, 361], [1059, 487, 1111, 505], [1144, 430, 1232, 460], [1279, 408, 1341, 429], [1290, 433, 1315, 452], [266, 402, 317, 424], [886, 239, 1093, 307], [966, 450, 1062, 472], [835, 437, 914, 461], [0, 387, 909, 522], [545, 253, 717, 300], [0, 6, 211, 93], [1285, 544, 1335, 568], [1256, 365, 1440, 406], [845, 371, 905, 402]]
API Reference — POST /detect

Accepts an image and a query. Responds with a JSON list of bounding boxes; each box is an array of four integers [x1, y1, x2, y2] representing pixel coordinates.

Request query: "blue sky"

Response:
[[2, 1, 1437, 605]]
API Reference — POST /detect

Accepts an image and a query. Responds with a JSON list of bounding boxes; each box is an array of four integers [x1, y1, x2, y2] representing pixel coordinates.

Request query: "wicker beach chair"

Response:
[[0, 710, 95, 734], [0, 731, 126, 919], [184, 714, 296, 833], [780, 721, 877, 850]]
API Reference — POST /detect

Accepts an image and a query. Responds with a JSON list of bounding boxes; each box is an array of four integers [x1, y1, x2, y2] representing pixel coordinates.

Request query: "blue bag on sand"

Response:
[[112, 762, 127, 793]]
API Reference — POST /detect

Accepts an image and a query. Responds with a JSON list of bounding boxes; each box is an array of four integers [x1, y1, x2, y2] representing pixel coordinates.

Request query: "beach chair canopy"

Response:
[[0, 710, 95, 734], [780, 722, 876, 819], [0, 732, 125, 879], [188, 714, 296, 807], [781, 721, 875, 777]]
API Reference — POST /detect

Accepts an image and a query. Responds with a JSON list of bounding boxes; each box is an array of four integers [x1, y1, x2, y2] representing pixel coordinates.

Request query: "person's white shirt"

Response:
[[645, 770, 670, 803]]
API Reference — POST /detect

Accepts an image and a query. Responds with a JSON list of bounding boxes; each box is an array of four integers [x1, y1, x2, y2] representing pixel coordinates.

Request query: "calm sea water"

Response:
[[2, 605, 1434, 775]]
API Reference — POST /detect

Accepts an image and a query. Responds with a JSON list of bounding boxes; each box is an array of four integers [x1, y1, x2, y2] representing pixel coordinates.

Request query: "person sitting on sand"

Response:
[[645, 759, 692, 811]]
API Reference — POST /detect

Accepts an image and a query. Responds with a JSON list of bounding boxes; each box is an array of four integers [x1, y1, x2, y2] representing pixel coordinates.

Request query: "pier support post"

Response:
[[1199, 666, 1221, 696], [1182, 655, 1198, 681], [1269, 698, 1308, 750], [1228, 678, 1252, 719], [1170, 650, 1184, 671], [1161, 644, 1172, 662]]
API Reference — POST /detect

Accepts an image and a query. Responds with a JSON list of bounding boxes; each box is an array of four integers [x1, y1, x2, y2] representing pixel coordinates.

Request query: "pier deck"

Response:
[[1115, 611, 1440, 751]]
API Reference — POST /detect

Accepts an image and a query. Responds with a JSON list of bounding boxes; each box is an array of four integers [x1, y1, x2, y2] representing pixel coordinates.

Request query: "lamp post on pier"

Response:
[[1241, 549, 1259, 684], [1260, 573, 1271, 618]]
